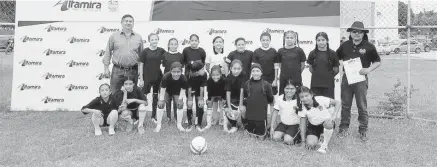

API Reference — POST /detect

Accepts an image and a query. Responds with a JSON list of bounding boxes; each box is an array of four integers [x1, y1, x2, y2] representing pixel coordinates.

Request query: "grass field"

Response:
[[1, 53, 437, 167]]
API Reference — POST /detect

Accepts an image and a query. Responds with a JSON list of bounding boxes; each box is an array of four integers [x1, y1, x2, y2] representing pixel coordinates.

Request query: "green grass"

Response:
[[1, 53, 437, 166]]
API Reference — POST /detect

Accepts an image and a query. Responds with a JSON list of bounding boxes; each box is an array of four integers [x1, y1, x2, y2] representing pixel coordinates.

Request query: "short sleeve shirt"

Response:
[[274, 95, 300, 125], [297, 96, 332, 125]]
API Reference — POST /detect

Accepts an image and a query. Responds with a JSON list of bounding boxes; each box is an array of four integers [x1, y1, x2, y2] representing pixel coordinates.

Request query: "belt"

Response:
[[113, 64, 138, 70]]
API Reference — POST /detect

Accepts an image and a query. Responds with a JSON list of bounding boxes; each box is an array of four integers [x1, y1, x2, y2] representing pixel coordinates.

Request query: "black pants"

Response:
[[246, 120, 267, 136], [187, 95, 204, 126], [311, 86, 335, 99], [144, 76, 162, 120]]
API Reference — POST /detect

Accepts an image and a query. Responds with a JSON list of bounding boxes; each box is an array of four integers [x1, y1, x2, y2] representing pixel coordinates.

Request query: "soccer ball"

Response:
[[190, 136, 207, 155]]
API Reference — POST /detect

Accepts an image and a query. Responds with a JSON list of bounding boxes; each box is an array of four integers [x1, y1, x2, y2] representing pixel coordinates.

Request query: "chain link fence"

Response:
[[341, 0, 437, 122]]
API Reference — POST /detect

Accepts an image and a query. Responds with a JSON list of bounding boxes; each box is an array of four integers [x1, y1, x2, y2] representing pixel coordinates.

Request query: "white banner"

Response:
[[15, 0, 153, 22], [11, 20, 340, 111]]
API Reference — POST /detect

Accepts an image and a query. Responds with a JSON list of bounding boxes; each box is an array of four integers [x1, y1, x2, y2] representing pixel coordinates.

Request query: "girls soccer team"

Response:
[[82, 31, 341, 154]]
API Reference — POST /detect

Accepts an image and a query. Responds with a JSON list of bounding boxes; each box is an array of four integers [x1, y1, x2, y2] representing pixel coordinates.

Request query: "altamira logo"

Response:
[[96, 50, 105, 57], [43, 49, 66, 56], [208, 29, 227, 35], [299, 40, 314, 45], [232, 40, 254, 45], [21, 36, 43, 42], [45, 25, 67, 32], [54, 0, 102, 11], [66, 84, 88, 91], [67, 37, 90, 43], [18, 84, 42, 91], [154, 28, 174, 34], [42, 96, 64, 103], [18, 60, 42, 66], [98, 26, 119, 33], [180, 39, 189, 46], [43, 73, 65, 79], [263, 28, 284, 34], [66, 60, 89, 67], [96, 73, 109, 80]]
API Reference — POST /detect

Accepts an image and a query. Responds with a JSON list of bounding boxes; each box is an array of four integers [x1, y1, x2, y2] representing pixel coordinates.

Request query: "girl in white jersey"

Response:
[[297, 86, 340, 154]]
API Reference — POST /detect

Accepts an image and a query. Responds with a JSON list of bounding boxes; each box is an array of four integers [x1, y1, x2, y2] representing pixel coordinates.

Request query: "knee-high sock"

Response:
[[138, 110, 147, 127], [204, 108, 213, 130], [322, 128, 334, 147], [176, 108, 185, 131], [197, 107, 204, 126], [91, 113, 101, 130], [154, 108, 164, 132], [152, 93, 158, 118], [108, 110, 118, 128]]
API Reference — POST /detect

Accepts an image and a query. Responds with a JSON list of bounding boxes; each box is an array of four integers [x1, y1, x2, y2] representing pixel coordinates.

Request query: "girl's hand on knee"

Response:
[[187, 100, 193, 109], [157, 100, 165, 109], [198, 99, 204, 108], [239, 106, 246, 113], [177, 99, 184, 109]]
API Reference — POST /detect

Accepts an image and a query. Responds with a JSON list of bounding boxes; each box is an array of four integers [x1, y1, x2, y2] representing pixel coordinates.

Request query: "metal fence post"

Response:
[[406, 0, 411, 118]]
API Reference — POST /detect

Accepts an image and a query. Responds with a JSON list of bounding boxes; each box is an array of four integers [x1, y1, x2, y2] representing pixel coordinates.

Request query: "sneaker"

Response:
[[154, 124, 162, 132], [151, 118, 157, 124], [186, 125, 194, 132], [229, 127, 238, 133], [108, 127, 115, 135], [338, 129, 349, 138], [138, 126, 145, 134], [317, 145, 328, 154], [196, 126, 202, 132], [94, 128, 102, 136], [218, 119, 224, 125], [177, 124, 186, 132], [126, 122, 134, 132], [359, 132, 369, 142]]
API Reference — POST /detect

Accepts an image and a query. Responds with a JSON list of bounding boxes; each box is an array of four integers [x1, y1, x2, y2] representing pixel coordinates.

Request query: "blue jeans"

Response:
[[110, 66, 138, 94], [339, 74, 368, 133]]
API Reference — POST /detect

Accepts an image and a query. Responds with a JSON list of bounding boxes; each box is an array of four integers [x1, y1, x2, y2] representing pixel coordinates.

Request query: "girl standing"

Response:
[[162, 38, 184, 122], [226, 37, 253, 80], [138, 33, 166, 122], [206, 36, 228, 75], [277, 31, 307, 95], [242, 63, 274, 139], [307, 32, 340, 99], [297, 86, 341, 154], [186, 60, 208, 132], [253, 32, 279, 94], [81, 84, 118, 136], [270, 80, 301, 145], [224, 59, 248, 133], [183, 34, 207, 76], [157, 62, 188, 132], [201, 65, 227, 132]]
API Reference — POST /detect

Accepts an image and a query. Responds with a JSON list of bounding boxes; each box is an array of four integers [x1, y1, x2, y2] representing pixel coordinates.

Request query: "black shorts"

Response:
[[246, 120, 267, 136], [307, 121, 336, 138], [208, 96, 223, 102], [275, 123, 300, 138], [311, 86, 335, 99], [143, 74, 163, 94]]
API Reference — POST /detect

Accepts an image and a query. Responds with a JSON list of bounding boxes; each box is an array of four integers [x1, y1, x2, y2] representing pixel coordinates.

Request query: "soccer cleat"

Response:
[[151, 118, 158, 124], [317, 145, 328, 154], [229, 127, 238, 133], [108, 127, 115, 135], [359, 132, 369, 142], [177, 124, 186, 132], [186, 125, 194, 132], [94, 128, 102, 136], [138, 126, 145, 134], [338, 129, 349, 138], [196, 126, 202, 132], [154, 124, 162, 132]]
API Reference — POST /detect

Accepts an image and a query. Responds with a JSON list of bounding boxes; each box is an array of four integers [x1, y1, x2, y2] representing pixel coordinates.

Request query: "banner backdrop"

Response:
[[11, 20, 340, 111]]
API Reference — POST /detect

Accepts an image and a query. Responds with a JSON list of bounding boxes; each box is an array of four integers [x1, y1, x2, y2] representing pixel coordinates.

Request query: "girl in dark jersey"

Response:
[[253, 32, 279, 95], [185, 60, 208, 132], [226, 37, 253, 80], [138, 33, 166, 122], [162, 38, 184, 121], [307, 32, 339, 99], [200, 65, 227, 132], [81, 84, 118, 136], [242, 63, 274, 139], [157, 62, 188, 132], [277, 30, 307, 95], [224, 59, 248, 133], [183, 34, 207, 76]]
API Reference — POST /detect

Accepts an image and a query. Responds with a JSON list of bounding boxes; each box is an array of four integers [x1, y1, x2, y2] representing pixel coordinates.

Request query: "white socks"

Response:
[[176, 108, 185, 132], [322, 128, 333, 148], [154, 108, 164, 132]]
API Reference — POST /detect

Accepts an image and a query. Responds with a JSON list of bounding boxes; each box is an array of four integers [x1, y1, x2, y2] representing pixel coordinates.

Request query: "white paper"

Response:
[[343, 58, 366, 85]]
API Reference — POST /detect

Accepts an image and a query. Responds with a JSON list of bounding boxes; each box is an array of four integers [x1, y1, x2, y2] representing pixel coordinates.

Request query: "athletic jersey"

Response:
[[274, 95, 300, 125], [163, 51, 184, 73], [253, 48, 277, 82], [207, 76, 226, 98], [183, 47, 206, 65], [277, 47, 306, 83], [227, 50, 253, 76], [82, 95, 116, 115], [112, 87, 147, 109], [187, 72, 208, 96], [161, 72, 189, 96], [139, 47, 166, 83], [244, 79, 274, 121], [206, 52, 226, 68], [307, 49, 339, 88], [297, 96, 332, 125], [224, 72, 247, 101]]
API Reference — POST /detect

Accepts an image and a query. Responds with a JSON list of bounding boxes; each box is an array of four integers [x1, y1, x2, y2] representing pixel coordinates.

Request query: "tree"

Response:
[[398, 1, 415, 36]]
